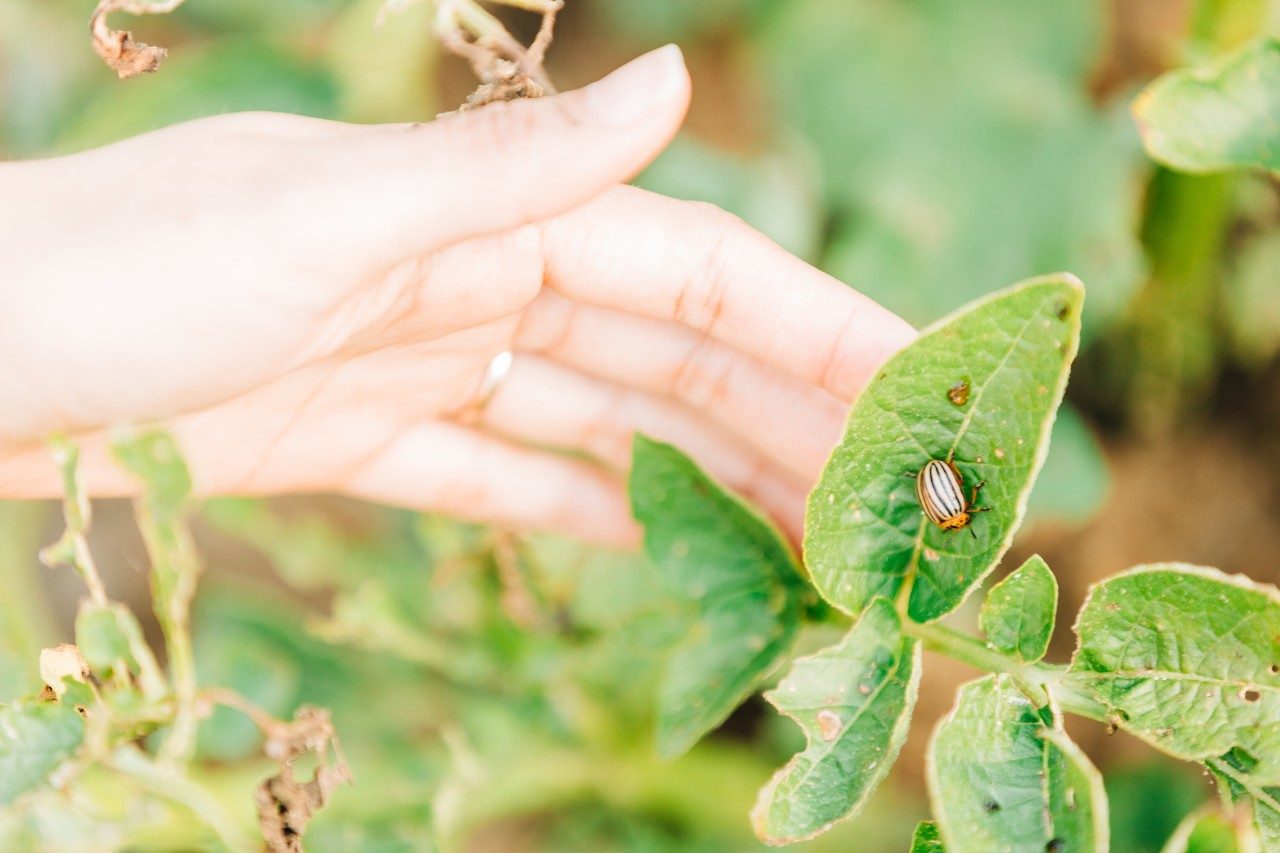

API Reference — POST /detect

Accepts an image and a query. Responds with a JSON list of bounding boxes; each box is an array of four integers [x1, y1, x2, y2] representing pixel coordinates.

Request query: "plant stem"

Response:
[[902, 619, 1110, 723]]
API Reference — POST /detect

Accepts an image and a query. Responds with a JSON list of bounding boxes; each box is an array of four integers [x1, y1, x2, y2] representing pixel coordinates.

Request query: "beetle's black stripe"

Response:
[[923, 461, 965, 519], [936, 463, 966, 516], [916, 470, 943, 524], [931, 461, 962, 514]]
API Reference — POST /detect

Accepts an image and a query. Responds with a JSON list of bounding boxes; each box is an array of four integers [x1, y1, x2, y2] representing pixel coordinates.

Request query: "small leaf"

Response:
[[751, 598, 920, 845], [911, 820, 946, 852], [75, 601, 167, 699], [927, 675, 1108, 853], [629, 435, 808, 759], [112, 430, 192, 525], [979, 554, 1057, 664], [806, 275, 1083, 623], [0, 700, 84, 806], [1068, 565, 1280, 782], [1134, 37, 1280, 175], [1163, 806, 1254, 853], [1207, 758, 1280, 850]]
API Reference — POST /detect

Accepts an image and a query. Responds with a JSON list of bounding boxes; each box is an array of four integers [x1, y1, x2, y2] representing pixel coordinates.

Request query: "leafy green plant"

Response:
[[0, 433, 350, 851], [629, 275, 1280, 850]]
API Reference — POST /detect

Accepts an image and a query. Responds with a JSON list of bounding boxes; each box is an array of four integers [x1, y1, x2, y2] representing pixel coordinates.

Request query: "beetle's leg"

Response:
[[968, 526, 977, 540], [969, 480, 986, 503], [903, 471, 918, 479], [969, 506, 991, 514]]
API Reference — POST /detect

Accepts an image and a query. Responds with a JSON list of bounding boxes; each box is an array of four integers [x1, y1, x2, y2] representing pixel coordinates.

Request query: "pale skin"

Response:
[[0, 45, 914, 546]]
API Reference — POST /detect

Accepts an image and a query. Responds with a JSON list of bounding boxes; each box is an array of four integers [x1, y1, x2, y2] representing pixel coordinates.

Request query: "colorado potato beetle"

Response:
[[914, 457, 988, 537]]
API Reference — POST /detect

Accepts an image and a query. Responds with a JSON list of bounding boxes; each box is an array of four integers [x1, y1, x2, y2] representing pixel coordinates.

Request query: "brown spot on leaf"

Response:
[[816, 710, 842, 741], [947, 379, 971, 406], [1241, 686, 1262, 702]]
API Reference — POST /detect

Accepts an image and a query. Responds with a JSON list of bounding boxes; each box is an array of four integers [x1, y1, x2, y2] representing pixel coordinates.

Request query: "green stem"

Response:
[[902, 620, 1110, 723]]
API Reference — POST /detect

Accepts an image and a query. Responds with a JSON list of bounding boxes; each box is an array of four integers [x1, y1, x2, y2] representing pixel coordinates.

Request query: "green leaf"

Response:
[[1206, 757, 1280, 851], [911, 820, 946, 852], [1068, 565, 1280, 782], [1134, 37, 1280, 175], [0, 700, 84, 806], [629, 435, 808, 759], [1163, 806, 1252, 853], [806, 275, 1083, 623], [751, 598, 920, 844], [927, 675, 1108, 853], [112, 430, 201, 761], [758, 0, 1144, 335], [979, 555, 1057, 664], [75, 602, 167, 700]]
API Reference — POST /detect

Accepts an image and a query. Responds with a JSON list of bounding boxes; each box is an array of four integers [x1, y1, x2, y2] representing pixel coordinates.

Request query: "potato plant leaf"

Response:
[[1068, 565, 1280, 782], [806, 275, 1082, 623], [979, 555, 1057, 664], [1163, 806, 1255, 853], [0, 700, 84, 806], [911, 820, 946, 852], [1207, 759, 1280, 850], [927, 675, 1108, 853], [75, 601, 167, 700], [629, 435, 808, 759], [751, 598, 920, 845], [1134, 37, 1280, 175]]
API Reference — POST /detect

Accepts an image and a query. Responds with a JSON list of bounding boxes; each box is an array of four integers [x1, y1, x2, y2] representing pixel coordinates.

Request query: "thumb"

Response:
[[304, 44, 690, 266]]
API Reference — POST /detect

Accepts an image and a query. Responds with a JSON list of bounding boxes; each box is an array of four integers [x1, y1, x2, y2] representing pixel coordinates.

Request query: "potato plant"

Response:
[[630, 276, 1280, 851]]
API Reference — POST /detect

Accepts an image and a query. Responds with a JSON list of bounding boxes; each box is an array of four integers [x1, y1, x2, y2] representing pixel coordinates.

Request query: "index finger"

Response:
[[539, 186, 916, 402]]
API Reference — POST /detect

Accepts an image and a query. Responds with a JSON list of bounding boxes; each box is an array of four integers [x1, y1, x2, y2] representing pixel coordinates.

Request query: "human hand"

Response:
[[0, 45, 913, 545]]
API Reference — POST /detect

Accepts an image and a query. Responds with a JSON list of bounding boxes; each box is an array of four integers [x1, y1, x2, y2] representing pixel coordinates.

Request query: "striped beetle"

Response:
[[913, 456, 988, 537]]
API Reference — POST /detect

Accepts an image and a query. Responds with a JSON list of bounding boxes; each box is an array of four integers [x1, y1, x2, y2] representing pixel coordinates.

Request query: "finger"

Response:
[[516, 290, 847, 481], [306, 46, 691, 273], [479, 354, 810, 542], [343, 421, 638, 546], [539, 185, 917, 402]]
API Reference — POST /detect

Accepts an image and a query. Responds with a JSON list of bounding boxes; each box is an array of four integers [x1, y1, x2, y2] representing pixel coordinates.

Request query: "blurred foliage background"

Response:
[[1, 0, 1278, 850]]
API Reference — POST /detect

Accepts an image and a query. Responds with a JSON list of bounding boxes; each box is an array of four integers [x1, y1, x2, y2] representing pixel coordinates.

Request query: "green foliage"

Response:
[[805, 276, 1082, 623], [910, 820, 946, 853], [1068, 565, 1280, 781], [755, 0, 1144, 335], [74, 602, 166, 699], [751, 598, 919, 844], [629, 435, 809, 759], [0, 700, 84, 807], [979, 555, 1057, 664], [1163, 807, 1254, 853], [927, 675, 1107, 853], [1135, 37, 1280, 175]]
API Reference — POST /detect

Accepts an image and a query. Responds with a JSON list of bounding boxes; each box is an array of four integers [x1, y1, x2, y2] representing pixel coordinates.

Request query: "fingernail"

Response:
[[582, 44, 686, 125]]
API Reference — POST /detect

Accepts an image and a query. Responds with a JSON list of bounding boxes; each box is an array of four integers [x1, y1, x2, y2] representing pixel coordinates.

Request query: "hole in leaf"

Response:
[[1269, 664, 1279, 675], [1241, 686, 1262, 702], [1046, 840, 1065, 853], [984, 800, 1001, 814]]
